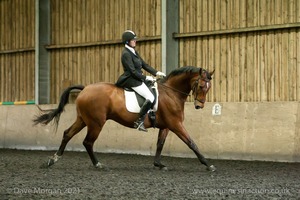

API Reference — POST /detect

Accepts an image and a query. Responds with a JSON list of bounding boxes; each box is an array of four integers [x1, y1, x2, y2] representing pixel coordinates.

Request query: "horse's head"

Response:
[[159, 66, 214, 108], [192, 68, 215, 109]]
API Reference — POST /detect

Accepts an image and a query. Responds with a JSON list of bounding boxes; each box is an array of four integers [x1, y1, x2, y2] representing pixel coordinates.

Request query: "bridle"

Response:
[[192, 75, 211, 104], [156, 74, 211, 104]]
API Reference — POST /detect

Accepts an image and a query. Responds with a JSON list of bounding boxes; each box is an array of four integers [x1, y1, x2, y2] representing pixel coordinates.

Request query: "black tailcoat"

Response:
[[116, 48, 157, 88]]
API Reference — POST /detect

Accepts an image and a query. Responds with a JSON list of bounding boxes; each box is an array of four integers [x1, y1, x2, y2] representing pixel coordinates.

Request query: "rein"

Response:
[[156, 81, 191, 96]]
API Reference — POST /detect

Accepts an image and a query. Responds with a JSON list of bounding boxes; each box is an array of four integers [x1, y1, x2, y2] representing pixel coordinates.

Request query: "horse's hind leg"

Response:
[[48, 117, 86, 166], [83, 123, 103, 168], [153, 129, 169, 170]]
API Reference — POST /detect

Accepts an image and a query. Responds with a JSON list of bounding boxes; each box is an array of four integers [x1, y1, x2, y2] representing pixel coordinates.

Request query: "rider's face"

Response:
[[129, 39, 136, 48]]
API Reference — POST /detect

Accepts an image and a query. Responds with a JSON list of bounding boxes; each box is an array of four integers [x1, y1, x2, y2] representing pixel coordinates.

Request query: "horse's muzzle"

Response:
[[194, 99, 205, 109], [195, 105, 204, 109], [194, 102, 204, 109]]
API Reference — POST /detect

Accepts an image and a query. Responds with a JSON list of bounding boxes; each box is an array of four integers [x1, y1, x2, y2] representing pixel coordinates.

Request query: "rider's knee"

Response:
[[147, 95, 155, 103]]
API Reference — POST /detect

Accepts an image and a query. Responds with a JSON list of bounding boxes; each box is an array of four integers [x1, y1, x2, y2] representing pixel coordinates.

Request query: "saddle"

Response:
[[124, 81, 158, 127], [124, 81, 158, 113]]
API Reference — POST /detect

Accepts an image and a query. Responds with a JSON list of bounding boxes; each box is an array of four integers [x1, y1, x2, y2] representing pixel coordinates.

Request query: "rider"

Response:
[[116, 30, 166, 132]]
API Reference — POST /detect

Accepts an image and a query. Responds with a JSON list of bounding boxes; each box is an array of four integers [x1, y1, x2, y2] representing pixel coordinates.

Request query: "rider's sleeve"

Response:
[[140, 59, 158, 76], [136, 52, 158, 76]]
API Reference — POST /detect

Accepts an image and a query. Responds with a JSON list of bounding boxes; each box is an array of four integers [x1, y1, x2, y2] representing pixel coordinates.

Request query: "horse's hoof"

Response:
[[94, 162, 104, 169], [47, 158, 55, 167], [94, 162, 108, 170], [153, 163, 168, 171], [207, 165, 216, 172], [47, 154, 60, 167], [153, 166, 168, 171], [94, 163, 109, 171]]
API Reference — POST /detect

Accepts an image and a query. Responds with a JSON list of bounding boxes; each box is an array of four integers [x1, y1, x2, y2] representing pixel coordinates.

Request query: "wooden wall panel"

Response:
[[179, 0, 300, 102], [0, 0, 35, 102], [49, 0, 162, 103], [1, 0, 299, 104]]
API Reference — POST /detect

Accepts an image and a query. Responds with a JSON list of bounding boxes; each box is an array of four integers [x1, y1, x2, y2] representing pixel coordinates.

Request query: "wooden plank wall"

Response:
[[48, 0, 162, 103], [1, 0, 299, 104], [0, 0, 35, 102], [179, 0, 300, 102]]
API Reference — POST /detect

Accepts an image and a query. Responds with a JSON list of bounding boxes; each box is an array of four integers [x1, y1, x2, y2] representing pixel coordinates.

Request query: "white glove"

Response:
[[156, 71, 166, 77], [146, 76, 155, 82]]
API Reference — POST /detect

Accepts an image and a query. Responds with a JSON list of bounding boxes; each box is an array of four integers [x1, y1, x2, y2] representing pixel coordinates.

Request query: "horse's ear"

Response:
[[199, 68, 203, 75], [210, 69, 215, 77]]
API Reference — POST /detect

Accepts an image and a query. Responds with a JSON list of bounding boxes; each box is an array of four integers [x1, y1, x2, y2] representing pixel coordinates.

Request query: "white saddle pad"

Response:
[[124, 82, 159, 113]]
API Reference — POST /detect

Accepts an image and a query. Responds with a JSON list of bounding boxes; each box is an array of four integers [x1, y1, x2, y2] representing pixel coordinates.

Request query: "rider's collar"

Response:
[[125, 44, 136, 55]]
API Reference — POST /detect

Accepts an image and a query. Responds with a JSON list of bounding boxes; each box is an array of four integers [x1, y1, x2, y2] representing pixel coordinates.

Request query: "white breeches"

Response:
[[132, 83, 155, 103]]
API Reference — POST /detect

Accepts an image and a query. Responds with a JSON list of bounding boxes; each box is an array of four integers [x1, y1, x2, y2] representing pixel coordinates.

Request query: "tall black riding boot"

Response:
[[134, 99, 152, 132]]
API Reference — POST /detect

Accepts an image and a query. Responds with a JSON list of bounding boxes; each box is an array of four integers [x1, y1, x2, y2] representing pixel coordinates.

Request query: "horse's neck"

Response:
[[166, 75, 194, 96]]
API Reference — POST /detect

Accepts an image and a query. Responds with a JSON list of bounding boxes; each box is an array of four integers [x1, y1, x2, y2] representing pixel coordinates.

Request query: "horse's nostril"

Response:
[[195, 105, 201, 109]]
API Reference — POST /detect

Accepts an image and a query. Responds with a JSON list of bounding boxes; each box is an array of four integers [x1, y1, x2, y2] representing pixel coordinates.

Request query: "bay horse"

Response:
[[33, 66, 216, 171]]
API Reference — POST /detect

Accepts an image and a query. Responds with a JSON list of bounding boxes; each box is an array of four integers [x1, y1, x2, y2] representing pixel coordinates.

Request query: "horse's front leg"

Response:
[[153, 129, 169, 170], [172, 124, 216, 172]]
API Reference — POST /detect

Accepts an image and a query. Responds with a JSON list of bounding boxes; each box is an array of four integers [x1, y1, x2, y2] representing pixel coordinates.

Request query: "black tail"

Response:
[[33, 85, 85, 128]]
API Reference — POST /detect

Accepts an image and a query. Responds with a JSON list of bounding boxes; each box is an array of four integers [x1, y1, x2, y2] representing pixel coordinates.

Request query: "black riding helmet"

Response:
[[122, 30, 137, 44]]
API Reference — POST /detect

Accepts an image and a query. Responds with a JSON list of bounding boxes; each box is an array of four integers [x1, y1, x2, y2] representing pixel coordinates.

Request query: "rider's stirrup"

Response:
[[134, 121, 148, 132]]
